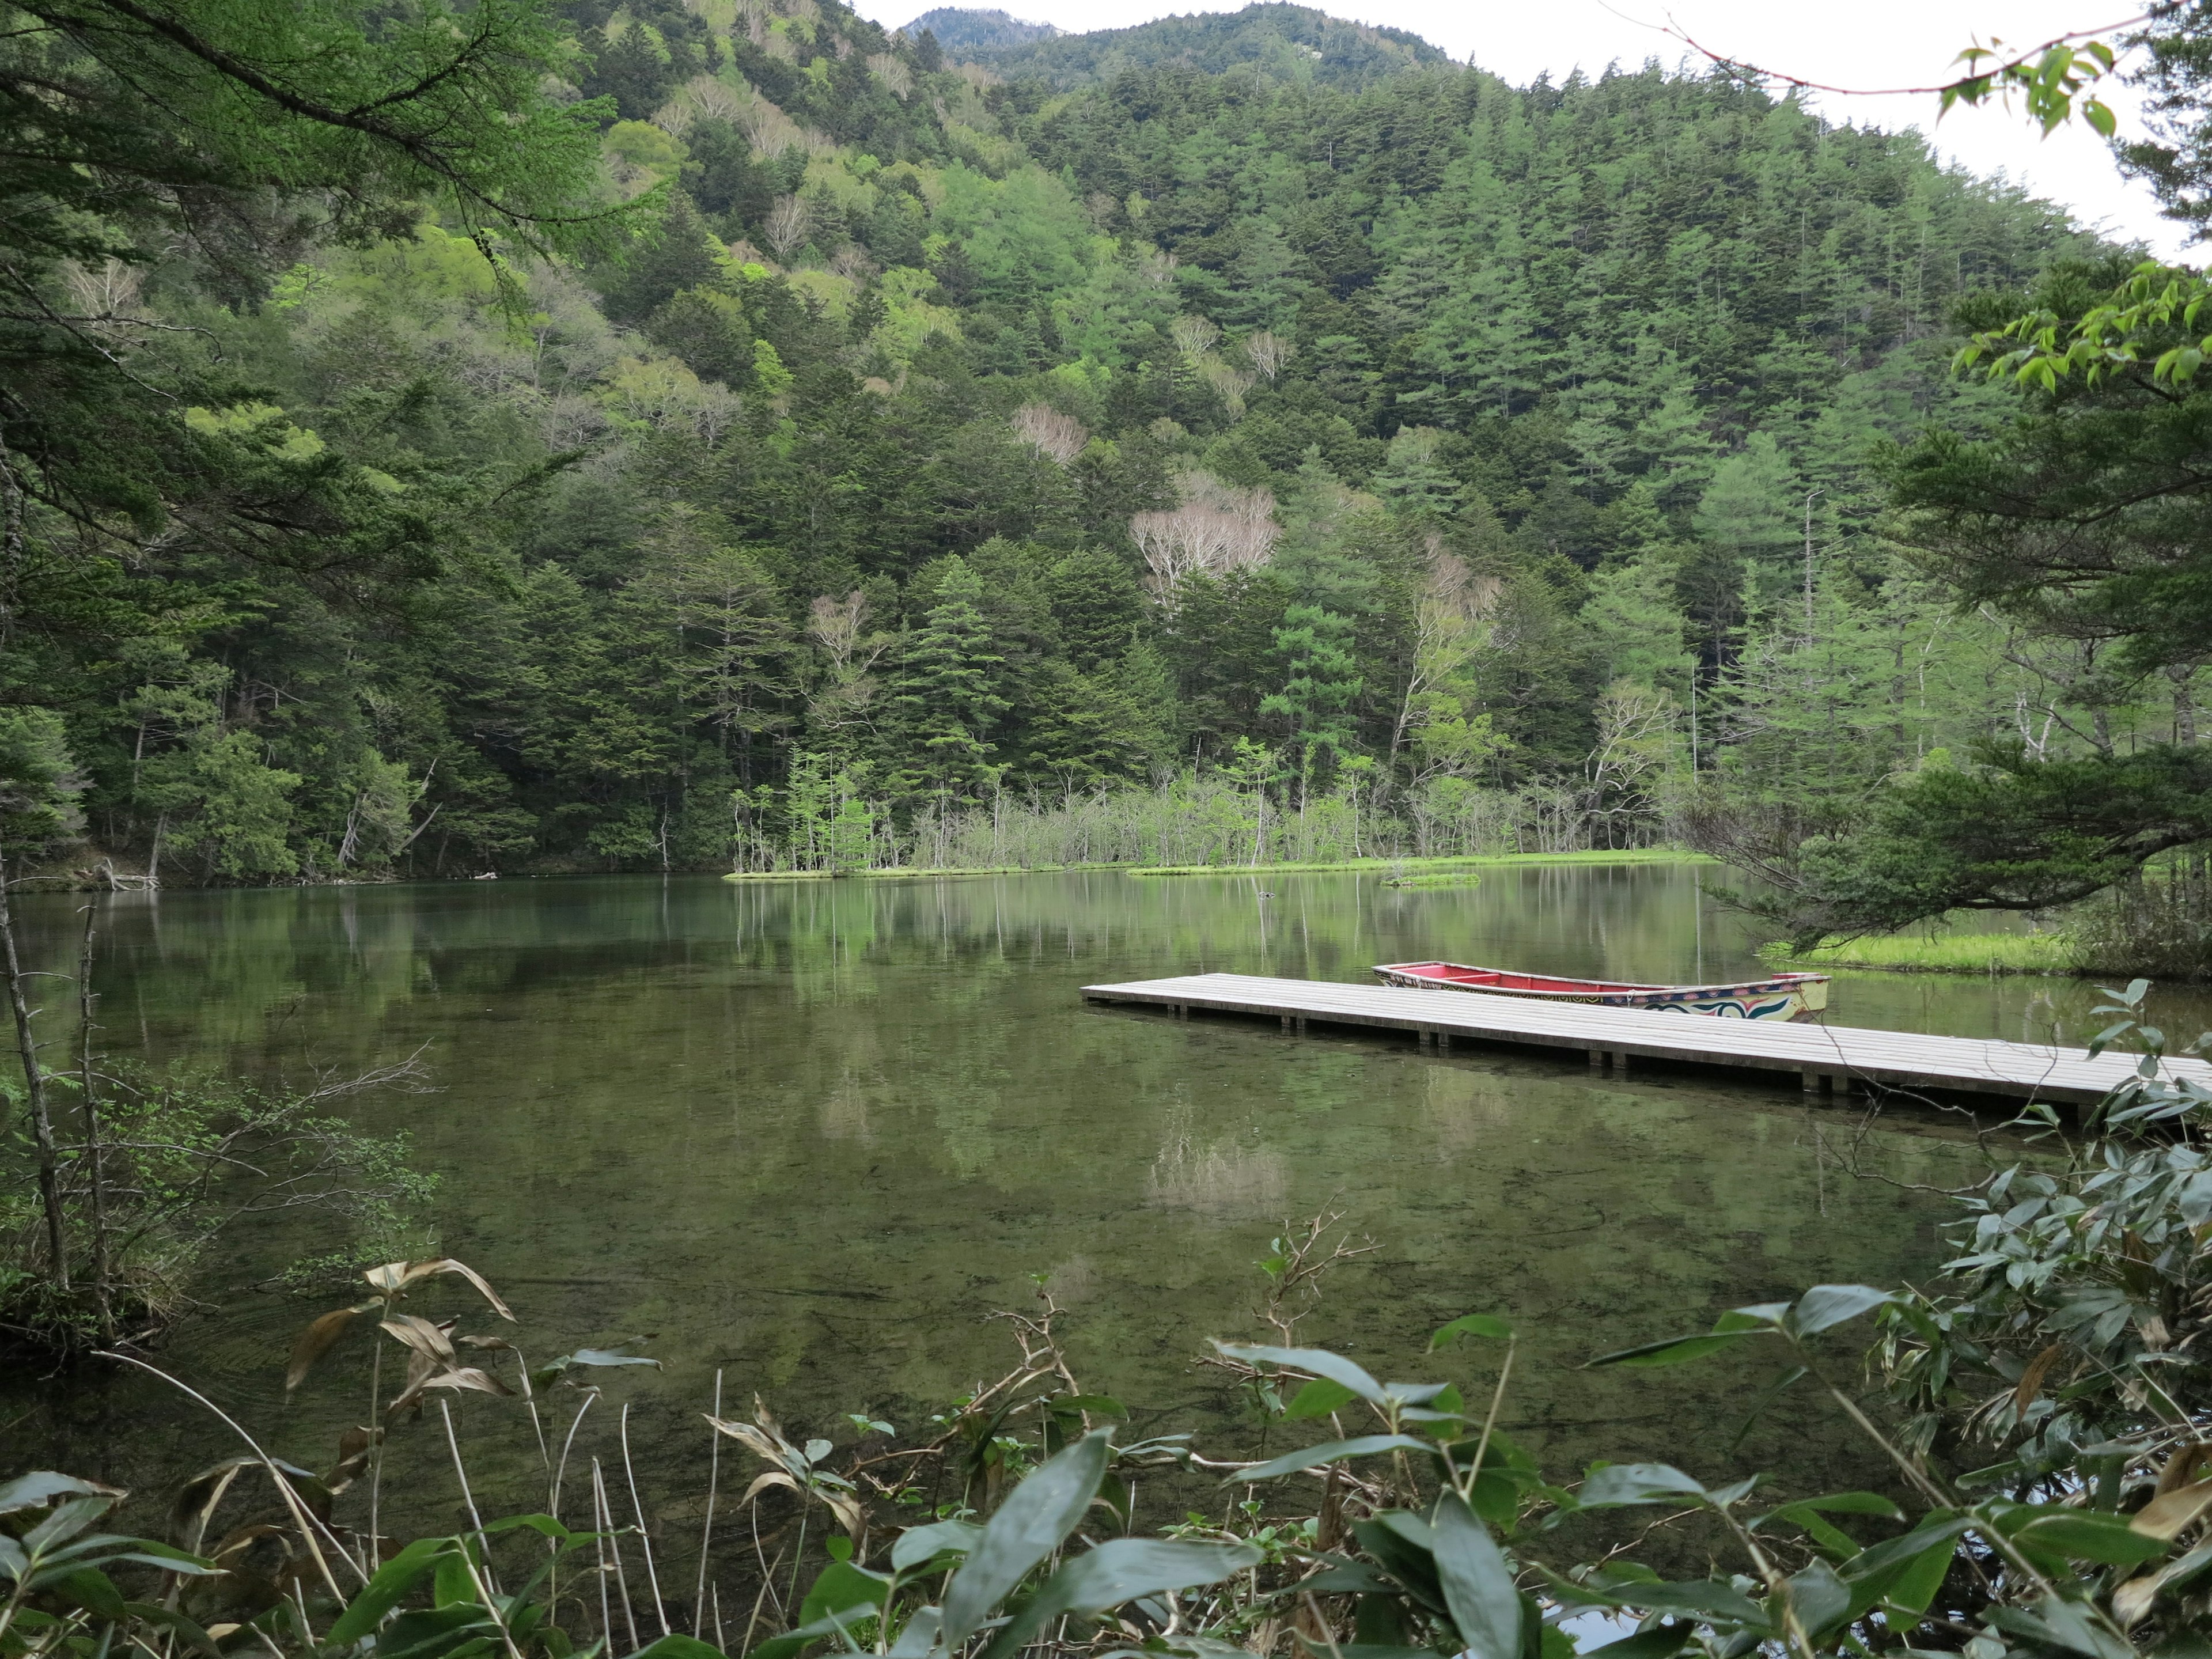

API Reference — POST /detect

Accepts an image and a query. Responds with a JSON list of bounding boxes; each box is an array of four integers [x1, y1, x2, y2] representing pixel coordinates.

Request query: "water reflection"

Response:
[[5, 865, 2198, 1533]]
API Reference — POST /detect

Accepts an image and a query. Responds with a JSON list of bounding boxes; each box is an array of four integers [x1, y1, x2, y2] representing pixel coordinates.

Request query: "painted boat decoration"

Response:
[[1372, 961, 1829, 1021]]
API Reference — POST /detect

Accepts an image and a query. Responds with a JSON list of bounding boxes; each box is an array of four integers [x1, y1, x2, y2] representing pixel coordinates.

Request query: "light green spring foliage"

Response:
[[0, 0, 2186, 884]]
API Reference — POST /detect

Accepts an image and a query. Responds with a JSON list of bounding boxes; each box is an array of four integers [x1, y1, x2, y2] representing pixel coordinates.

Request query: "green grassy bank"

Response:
[[1762, 932, 2085, 975], [1123, 849, 1710, 877]]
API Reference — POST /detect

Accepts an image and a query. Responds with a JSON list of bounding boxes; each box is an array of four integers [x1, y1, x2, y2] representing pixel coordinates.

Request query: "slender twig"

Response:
[[1460, 1338, 1516, 1501]]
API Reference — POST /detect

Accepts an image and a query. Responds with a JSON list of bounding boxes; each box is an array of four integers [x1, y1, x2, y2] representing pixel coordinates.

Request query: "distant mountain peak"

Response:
[[902, 8, 1062, 52], [906, 2, 1453, 90]]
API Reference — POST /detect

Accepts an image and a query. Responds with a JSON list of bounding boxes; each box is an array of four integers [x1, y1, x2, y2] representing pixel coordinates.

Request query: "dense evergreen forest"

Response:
[[5, 0, 2205, 922]]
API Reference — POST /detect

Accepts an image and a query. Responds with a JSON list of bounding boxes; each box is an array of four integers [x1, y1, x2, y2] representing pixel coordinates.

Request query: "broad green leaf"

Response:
[[1059, 1394, 1130, 1420], [51, 1567, 126, 1620], [1284, 1377, 1359, 1421], [1612, 1581, 1768, 1626], [1875, 1535, 1956, 1618], [1781, 1559, 1851, 1638], [1431, 1495, 1520, 1659], [1585, 1332, 1751, 1369], [749, 1605, 877, 1659], [1301, 1562, 1398, 1594], [374, 1604, 499, 1659], [891, 1518, 982, 1573], [1431, 1315, 1513, 1349], [331, 1536, 452, 1643], [481, 1514, 572, 1540], [1766, 1492, 1903, 1522], [631, 1637, 728, 1659], [2013, 1510, 2168, 1566], [800, 1558, 892, 1628], [1211, 1342, 1389, 1406], [433, 1548, 476, 1609], [23, 1498, 109, 1554], [1236, 1435, 1437, 1482], [1577, 1464, 1707, 1509], [1586, 1628, 1689, 1659], [938, 1429, 1112, 1649], [977, 1539, 1260, 1659], [0, 1474, 115, 1517], [1785, 1286, 1893, 1338], [1846, 1515, 1971, 1579]]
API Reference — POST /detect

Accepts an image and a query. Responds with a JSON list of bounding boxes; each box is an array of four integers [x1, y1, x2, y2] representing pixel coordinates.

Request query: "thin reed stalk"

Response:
[[441, 1399, 498, 1594], [619, 1402, 669, 1635], [695, 1369, 724, 1636], [593, 1458, 640, 1653]]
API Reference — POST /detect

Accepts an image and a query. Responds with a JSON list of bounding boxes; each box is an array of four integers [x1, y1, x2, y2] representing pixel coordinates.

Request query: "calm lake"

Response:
[[6, 861, 2206, 1543]]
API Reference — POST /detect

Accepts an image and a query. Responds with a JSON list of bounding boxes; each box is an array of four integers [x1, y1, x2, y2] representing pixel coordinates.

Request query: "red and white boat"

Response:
[[1372, 961, 1828, 1021]]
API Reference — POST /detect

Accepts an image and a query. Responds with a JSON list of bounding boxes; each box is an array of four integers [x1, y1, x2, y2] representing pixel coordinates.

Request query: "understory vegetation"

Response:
[[9, 987, 2212, 1659]]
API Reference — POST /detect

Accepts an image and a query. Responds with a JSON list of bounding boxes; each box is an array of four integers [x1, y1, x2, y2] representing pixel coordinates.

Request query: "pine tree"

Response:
[[883, 558, 1011, 804]]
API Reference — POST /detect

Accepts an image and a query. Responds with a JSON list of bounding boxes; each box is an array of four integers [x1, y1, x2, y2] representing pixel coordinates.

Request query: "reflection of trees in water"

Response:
[[1145, 1107, 1287, 1220], [820, 1069, 874, 1145], [1042, 1253, 1098, 1304]]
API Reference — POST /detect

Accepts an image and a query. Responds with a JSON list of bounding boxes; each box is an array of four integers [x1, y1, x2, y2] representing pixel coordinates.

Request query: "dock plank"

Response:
[[1080, 973, 2212, 1105]]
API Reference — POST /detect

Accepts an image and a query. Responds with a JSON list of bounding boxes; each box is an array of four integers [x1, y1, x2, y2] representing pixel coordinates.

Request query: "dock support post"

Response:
[[1613, 1050, 1629, 1074], [1175, 1004, 1188, 1020], [1282, 1014, 1293, 1032], [1438, 1033, 1451, 1052], [1588, 1049, 1604, 1070]]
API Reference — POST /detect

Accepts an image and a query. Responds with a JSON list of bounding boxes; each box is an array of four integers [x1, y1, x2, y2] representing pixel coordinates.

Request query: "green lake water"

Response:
[[6, 862, 2206, 1551]]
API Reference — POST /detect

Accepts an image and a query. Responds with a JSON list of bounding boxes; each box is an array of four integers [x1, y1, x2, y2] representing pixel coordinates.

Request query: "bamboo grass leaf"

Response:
[[938, 1428, 1112, 1649]]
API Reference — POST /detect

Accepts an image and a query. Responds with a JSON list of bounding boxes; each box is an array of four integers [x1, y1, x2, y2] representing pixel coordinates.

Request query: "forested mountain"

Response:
[[0, 0, 2158, 887], [921, 3, 1449, 89], [904, 7, 1059, 56]]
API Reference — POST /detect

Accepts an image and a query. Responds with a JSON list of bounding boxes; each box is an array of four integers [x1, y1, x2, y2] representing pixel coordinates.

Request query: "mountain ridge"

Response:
[[903, 2, 1454, 89]]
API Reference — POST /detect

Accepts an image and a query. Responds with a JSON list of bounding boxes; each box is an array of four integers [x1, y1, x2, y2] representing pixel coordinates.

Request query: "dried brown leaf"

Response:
[[2135, 1476, 2212, 1541], [286, 1304, 374, 1392], [399, 1259, 517, 1321], [172, 1460, 251, 1553], [419, 1367, 514, 1399], [738, 1471, 801, 1506], [2013, 1342, 2065, 1416], [380, 1314, 457, 1365], [707, 1415, 782, 1461]]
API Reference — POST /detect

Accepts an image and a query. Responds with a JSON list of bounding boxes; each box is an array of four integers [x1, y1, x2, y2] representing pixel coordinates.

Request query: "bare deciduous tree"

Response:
[[808, 592, 891, 732], [1243, 329, 1294, 381], [1169, 313, 1221, 358], [867, 52, 913, 96], [652, 74, 745, 136], [829, 241, 876, 281], [764, 194, 812, 262], [740, 100, 801, 153], [1130, 469, 1279, 593], [1011, 403, 1089, 466]]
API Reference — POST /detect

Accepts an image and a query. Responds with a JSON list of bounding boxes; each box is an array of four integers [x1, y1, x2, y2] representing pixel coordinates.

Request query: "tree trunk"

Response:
[[77, 903, 112, 1339], [0, 841, 69, 1290]]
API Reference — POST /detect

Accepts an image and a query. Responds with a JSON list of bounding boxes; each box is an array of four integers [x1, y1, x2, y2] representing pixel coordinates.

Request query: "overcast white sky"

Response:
[[855, 0, 2200, 261]]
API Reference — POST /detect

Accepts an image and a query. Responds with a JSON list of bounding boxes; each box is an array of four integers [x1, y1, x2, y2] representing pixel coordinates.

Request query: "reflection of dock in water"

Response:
[[1081, 972, 2212, 1107]]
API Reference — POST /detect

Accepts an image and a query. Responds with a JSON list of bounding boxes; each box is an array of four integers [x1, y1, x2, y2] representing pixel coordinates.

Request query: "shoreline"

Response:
[[721, 849, 1713, 882]]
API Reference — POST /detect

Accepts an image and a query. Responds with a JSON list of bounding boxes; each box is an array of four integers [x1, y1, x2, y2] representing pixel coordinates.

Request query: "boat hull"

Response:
[[1372, 962, 1828, 1021]]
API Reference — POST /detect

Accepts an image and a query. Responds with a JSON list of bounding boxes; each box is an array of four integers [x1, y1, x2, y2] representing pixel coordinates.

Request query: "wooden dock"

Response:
[[1081, 972, 2212, 1105]]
